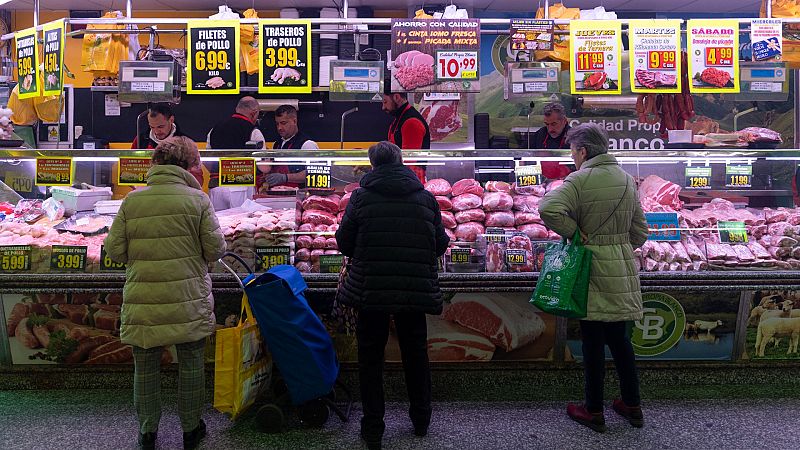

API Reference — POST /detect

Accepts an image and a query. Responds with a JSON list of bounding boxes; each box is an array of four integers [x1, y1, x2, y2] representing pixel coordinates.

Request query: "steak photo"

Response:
[[420, 101, 463, 141], [635, 69, 677, 88], [699, 67, 732, 87]]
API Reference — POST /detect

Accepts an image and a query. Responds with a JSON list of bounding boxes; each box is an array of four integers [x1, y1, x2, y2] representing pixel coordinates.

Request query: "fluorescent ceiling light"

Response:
[[0, 1, 13, 6]]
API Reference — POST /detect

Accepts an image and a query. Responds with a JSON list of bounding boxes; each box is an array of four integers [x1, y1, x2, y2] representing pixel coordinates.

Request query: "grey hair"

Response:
[[542, 102, 566, 118], [236, 96, 260, 114], [368, 141, 403, 167], [152, 136, 200, 170], [566, 123, 609, 160]]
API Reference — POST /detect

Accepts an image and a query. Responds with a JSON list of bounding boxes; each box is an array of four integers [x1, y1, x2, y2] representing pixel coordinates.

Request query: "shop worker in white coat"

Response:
[[257, 104, 320, 192]]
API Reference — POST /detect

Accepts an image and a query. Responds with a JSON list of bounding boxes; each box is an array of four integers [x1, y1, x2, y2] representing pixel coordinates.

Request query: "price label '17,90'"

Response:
[[436, 50, 479, 81]]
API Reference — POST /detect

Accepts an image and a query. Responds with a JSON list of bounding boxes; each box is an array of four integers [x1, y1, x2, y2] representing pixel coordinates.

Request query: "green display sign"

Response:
[[631, 292, 686, 357]]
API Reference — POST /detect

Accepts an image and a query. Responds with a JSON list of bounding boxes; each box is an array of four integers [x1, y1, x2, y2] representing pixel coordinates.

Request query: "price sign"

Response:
[[50, 245, 87, 272], [118, 157, 151, 186], [645, 212, 681, 241], [485, 227, 507, 243], [725, 165, 753, 188], [319, 254, 345, 274], [35, 157, 73, 186], [42, 20, 66, 96], [219, 158, 256, 187], [0, 245, 32, 272], [100, 246, 126, 271], [436, 50, 479, 81], [450, 248, 471, 264], [510, 19, 554, 52], [255, 246, 291, 272], [751, 19, 782, 62], [259, 20, 312, 94], [5, 171, 34, 192], [688, 20, 739, 94], [630, 20, 681, 94], [186, 20, 240, 94], [570, 20, 622, 95], [306, 164, 331, 189], [685, 167, 712, 190], [15, 27, 40, 99], [718, 221, 748, 244], [506, 249, 527, 266], [515, 164, 542, 187]]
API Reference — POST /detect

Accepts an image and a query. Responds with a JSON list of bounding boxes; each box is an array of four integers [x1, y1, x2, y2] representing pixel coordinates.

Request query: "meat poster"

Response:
[[629, 20, 681, 94], [569, 20, 622, 95], [219, 158, 256, 187], [35, 157, 73, 186], [390, 19, 481, 93], [42, 20, 66, 96], [259, 20, 312, 94], [15, 27, 40, 100], [687, 20, 740, 94], [186, 20, 240, 95]]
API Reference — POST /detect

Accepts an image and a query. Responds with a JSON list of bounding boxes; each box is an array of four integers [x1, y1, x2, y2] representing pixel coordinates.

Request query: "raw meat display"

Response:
[[739, 127, 782, 144], [420, 101, 462, 141], [485, 181, 512, 193], [339, 193, 352, 212], [302, 210, 337, 226], [455, 209, 485, 224], [344, 182, 360, 193], [217, 208, 297, 273], [486, 241, 505, 273], [452, 179, 485, 197], [452, 194, 483, 212], [546, 180, 564, 192], [700, 67, 732, 88], [302, 195, 340, 215], [443, 294, 546, 352], [506, 234, 534, 273], [441, 211, 458, 229], [482, 192, 514, 212], [425, 179, 452, 196], [436, 196, 454, 211], [635, 69, 677, 89], [639, 175, 683, 211], [485, 211, 515, 228], [455, 222, 485, 242], [516, 223, 549, 240], [427, 318, 496, 361], [513, 195, 541, 213], [514, 211, 542, 226], [394, 50, 435, 90], [513, 183, 546, 196]]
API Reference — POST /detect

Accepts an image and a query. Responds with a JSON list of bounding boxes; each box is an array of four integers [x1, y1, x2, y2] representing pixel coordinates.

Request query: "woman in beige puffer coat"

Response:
[[104, 136, 225, 450], [539, 123, 649, 434]]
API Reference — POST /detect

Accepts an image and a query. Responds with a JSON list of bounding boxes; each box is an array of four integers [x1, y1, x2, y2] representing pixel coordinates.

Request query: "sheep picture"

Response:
[[755, 317, 800, 357], [694, 319, 723, 335], [750, 291, 800, 358]]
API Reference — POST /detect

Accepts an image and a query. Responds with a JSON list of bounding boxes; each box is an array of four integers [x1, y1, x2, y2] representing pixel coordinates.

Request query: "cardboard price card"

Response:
[[751, 19, 782, 62], [42, 20, 66, 96], [319, 254, 345, 274], [718, 221, 748, 244], [515, 164, 542, 187], [15, 27, 40, 99], [484, 227, 507, 243], [449, 248, 471, 264], [118, 157, 151, 186], [50, 245, 87, 272], [35, 157, 73, 186], [390, 19, 480, 93], [0, 245, 32, 272], [100, 245, 126, 271], [510, 19, 554, 51], [259, 20, 312, 94], [187, 20, 240, 94], [725, 165, 753, 188], [645, 212, 681, 241], [255, 246, 291, 272], [306, 164, 331, 189], [685, 166, 712, 190], [569, 20, 622, 95], [219, 158, 256, 187], [506, 249, 527, 266], [688, 20, 740, 94], [629, 20, 682, 94]]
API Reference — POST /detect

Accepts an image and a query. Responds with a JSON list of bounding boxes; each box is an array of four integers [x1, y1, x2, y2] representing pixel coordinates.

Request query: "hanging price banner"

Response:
[[100, 245, 126, 271], [42, 20, 66, 96], [186, 20, 240, 94], [319, 254, 345, 274], [725, 165, 753, 188], [687, 20, 740, 94], [570, 20, 622, 95], [685, 167, 712, 190], [645, 212, 681, 241], [435, 50, 479, 81], [219, 158, 256, 187], [35, 157, 73, 186], [50, 245, 87, 272], [306, 164, 331, 189], [515, 164, 542, 187], [629, 20, 682, 94], [259, 20, 311, 94], [449, 248, 471, 264], [15, 27, 40, 99], [718, 221, 748, 244], [751, 19, 782, 61], [255, 246, 291, 272], [0, 245, 32, 272], [118, 157, 151, 186], [510, 19, 554, 51]]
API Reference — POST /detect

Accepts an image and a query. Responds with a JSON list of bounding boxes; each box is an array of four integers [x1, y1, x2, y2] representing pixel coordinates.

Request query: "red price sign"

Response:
[[436, 50, 478, 80], [576, 52, 605, 72], [705, 47, 734, 67], [648, 51, 676, 69]]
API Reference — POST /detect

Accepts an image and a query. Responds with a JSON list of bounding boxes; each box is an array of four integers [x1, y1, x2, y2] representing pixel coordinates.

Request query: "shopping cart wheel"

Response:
[[298, 398, 330, 428], [256, 403, 285, 434]]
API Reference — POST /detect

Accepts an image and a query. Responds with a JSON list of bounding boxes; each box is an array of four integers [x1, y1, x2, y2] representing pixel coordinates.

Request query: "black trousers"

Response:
[[579, 320, 641, 413], [357, 310, 431, 440]]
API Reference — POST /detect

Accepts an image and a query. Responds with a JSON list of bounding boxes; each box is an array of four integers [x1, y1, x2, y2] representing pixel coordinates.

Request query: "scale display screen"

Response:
[[133, 69, 159, 78], [750, 69, 777, 78], [521, 70, 548, 79], [343, 68, 370, 78]]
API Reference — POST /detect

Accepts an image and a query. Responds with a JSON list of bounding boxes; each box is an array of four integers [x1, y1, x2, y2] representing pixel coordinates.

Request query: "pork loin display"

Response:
[[427, 318, 496, 361]]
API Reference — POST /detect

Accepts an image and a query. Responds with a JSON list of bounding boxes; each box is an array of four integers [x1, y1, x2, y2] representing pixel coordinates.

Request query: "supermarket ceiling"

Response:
[[2, 0, 763, 14]]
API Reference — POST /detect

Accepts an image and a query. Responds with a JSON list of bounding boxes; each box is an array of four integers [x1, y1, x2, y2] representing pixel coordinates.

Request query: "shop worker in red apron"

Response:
[[382, 89, 430, 183], [529, 102, 575, 180], [257, 104, 319, 191]]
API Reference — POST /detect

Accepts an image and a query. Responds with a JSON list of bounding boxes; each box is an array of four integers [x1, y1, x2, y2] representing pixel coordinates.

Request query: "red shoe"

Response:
[[612, 399, 644, 428], [566, 403, 606, 433]]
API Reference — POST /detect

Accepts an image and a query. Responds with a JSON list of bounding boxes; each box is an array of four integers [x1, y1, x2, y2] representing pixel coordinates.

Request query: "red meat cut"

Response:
[[516, 224, 549, 240], [514, 211, 542, 226], [339, 192, 352, 212], [425, 178, 452, 196], [436, 196, 454, 211], [302, 210, 337, 226], [486, 241, 505, 273], [514, 183, 546, 196], [584, 71, 607, 90], [506, 234, 534, 273], [639, 175, 683, 211], [635, 69, 677, 88], [700, 67, 732, 88], [485, 211, 515, 228], [455, 209, 485, 224], [302, 195, 339, 215], [452, 194, 483, 212], [485, 181, 512, 193], [452, 179, 485, 197], [344, 182, 360, 193], [482, 192, 514, 212], [513, 195, 541, 213], [420, 101, 462, 141], [441, 211, 458, 229], [455, 222, 485, 242]]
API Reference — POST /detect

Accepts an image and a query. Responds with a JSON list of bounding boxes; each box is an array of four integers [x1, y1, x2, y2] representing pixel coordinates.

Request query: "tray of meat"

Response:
[[53, 214, 115, 235]]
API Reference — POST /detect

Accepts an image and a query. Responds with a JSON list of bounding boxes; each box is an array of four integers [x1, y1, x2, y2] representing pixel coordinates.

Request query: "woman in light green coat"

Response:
[[539, 123, 649, 433], [104, 136, 226, 450]]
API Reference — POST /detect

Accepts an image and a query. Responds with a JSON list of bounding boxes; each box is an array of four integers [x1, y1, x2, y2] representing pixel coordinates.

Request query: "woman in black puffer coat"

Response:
[[336, 141, 449, 450]]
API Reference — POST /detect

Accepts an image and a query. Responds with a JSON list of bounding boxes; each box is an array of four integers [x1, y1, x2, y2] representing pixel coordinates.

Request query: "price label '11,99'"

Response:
[[306, 164, 331, 189]]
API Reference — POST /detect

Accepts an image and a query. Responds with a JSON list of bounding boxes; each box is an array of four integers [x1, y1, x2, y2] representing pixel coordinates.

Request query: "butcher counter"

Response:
[[3, 271, 800, 368]]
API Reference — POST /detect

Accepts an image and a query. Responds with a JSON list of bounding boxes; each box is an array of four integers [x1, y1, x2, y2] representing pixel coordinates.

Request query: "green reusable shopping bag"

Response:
[[530, 230, 591, 318]]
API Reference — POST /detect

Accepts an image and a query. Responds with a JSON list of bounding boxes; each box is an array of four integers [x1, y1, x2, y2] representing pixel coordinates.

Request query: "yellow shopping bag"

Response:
[[213, 291, 272, 420]]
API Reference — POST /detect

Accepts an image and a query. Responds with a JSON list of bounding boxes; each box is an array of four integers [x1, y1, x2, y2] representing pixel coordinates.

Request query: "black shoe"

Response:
[[183, 420, 207, 450], [414, 425, 428, 437], [360, 430, 381, 450], [138, 432, 156, 450]]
